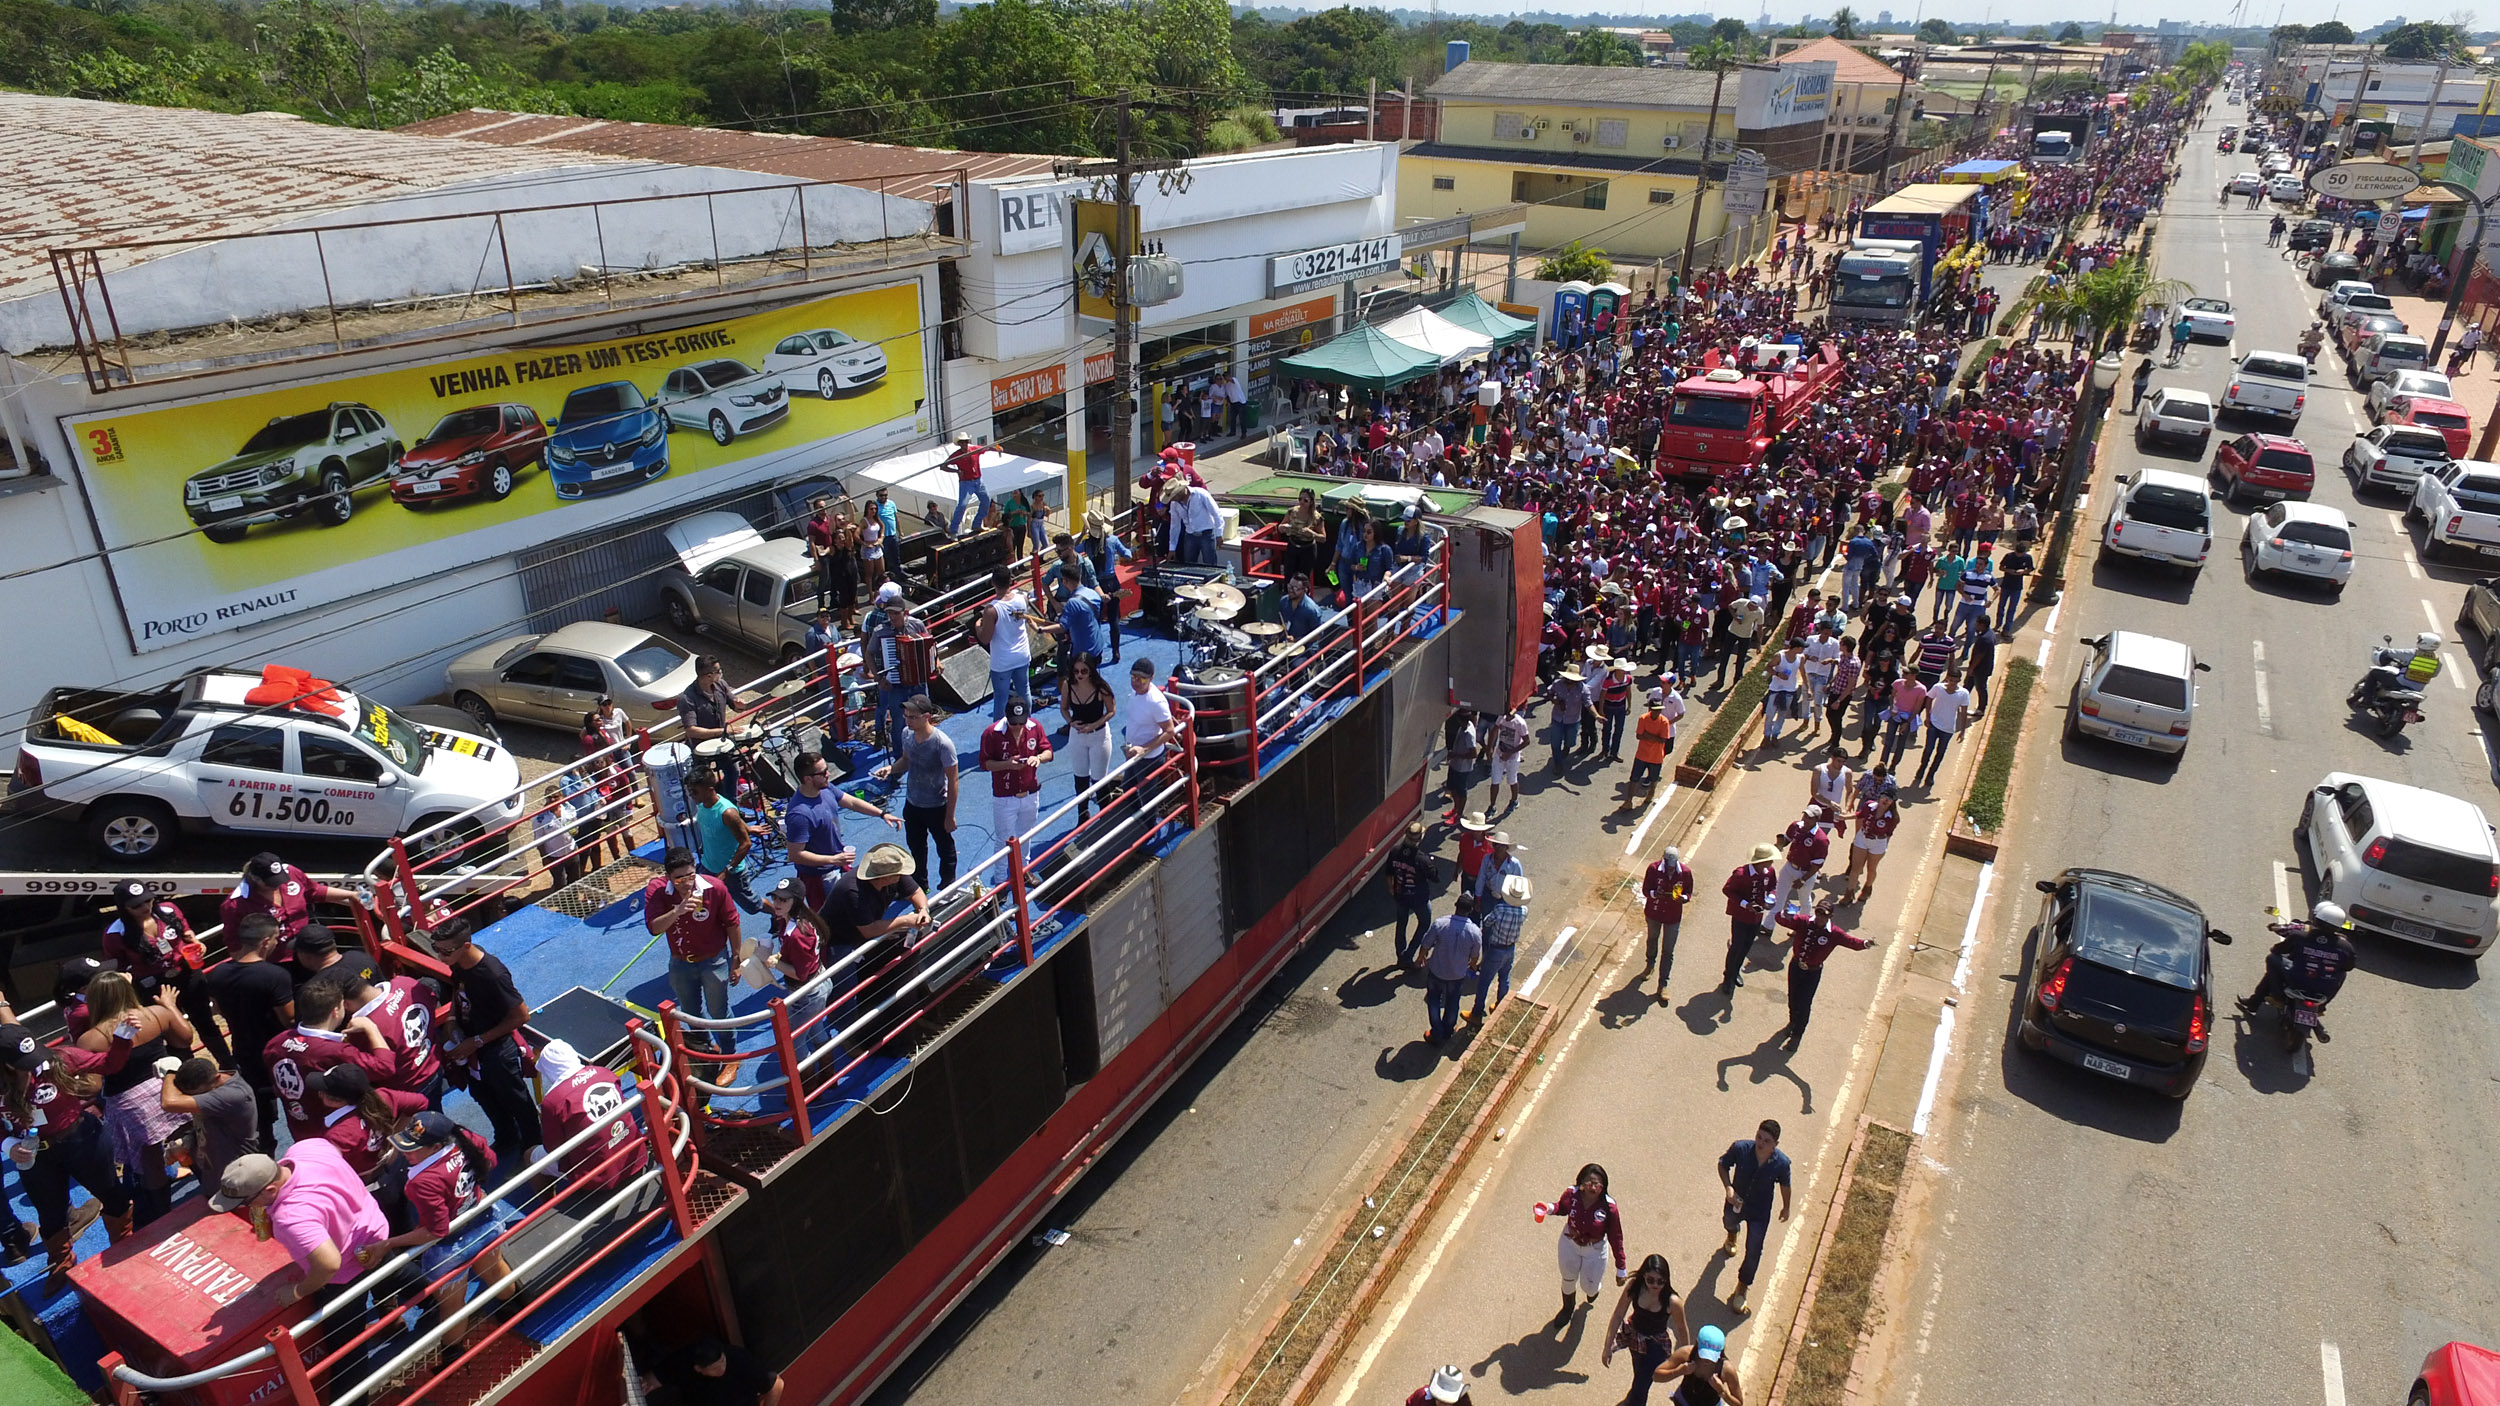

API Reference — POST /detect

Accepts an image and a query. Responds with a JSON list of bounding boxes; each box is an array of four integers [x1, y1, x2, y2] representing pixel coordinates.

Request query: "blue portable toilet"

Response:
[[1447, 40, 1470, 72], [1552, 281, 1592, 348]]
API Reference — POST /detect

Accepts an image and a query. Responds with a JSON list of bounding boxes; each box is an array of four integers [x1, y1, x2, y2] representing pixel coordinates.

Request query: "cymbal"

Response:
[[1197, 581, 1247, 612], [1174, 582, 1216, 601], [1239, 621, 1286, 637], [1267, 640, 1304, 659], [1193, 603, 1242, 623]]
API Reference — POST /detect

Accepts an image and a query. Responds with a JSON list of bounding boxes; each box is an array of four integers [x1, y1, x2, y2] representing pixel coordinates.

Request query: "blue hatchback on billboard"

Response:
[[547, 380, 670, 498]]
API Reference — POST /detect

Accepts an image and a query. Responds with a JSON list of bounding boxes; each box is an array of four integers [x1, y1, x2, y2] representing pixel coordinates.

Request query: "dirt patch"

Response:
[[1786, 1123, 1913, 1406], [1222, 995, 1543, 1406]]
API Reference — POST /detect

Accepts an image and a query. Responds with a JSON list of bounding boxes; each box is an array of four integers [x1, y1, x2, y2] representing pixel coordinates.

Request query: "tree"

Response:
[[2033, 71, 2100, 102], [2051, 256, 2189, 351], [2056, 21, 2085, 41], [1708, 16, 1751, 47], [1829, 7, 1859, 39], [1915, 17, 1957, 45], [2304, 19, 2355, 44], [1567, 27, 1642, 66], [1537, 240, 1612, 283], [2380, 21, 2469, 59], [2172, 39, 2231, 90]]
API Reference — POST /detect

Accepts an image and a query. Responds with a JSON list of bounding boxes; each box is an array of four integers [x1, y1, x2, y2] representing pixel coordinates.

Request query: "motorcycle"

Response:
[[2346, 637, 2427, 737], [2275, 986, 2330, 1055]]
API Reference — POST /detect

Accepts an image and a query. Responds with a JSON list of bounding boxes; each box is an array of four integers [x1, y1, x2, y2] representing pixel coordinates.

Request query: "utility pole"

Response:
[[1972, 45, 2004, 141], [2410, 52, 2451, 170], [1056, 91, 1192, 517], [1680, 61, 1732, 281], [2345, 46, 2377, 154], [1881, 43, 1918, 186]]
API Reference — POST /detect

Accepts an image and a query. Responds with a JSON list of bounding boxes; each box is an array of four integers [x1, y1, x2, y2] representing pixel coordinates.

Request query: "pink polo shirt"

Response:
[[269, 1138, 389, 1285]]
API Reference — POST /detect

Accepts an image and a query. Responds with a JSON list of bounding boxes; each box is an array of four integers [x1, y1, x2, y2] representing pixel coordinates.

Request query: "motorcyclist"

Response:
[[2297, 320, 2325, 365], [2237, 901, 2360, 1035], [2359, 631, 2443, 706]]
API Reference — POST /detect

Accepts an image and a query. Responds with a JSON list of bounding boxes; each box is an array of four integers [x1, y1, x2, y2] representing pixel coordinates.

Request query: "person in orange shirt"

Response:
[[1624, 688, 1677, 807]]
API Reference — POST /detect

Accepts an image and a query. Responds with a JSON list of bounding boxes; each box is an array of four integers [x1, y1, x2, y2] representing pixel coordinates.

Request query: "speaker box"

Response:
[[931, 645, 993, 713]]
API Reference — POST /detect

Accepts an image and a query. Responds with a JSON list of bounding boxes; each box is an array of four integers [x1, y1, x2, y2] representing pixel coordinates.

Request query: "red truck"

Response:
[[1655, 345, 1846, 484]]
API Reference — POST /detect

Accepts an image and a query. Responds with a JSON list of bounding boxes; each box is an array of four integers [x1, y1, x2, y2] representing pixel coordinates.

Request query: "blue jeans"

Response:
[[1722, 1203, 1773, 1287], [1393, 895, 1433, 965], [876, 682, 911, 747], [950, 480, 993, 536], [1600, 706, 1628, 757], [1763, 689, 1796, 743], [668, 952, 733, 1051], [1995, 581, 2024, 629], [784, 978, 828, 1059], [1183, 529, 1219, 565], [989, 664, 1030, 718], [1426, 974, 1467, 1040], [1676, 641, 1704, 680], [1952, 601, 1989, 645], [1471, 942, 1517, 1016], [1550, 716, 1578, 765]]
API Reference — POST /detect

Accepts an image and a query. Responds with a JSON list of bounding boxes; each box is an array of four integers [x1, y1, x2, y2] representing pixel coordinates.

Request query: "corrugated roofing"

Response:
[[400, 110, 1058, 186], [0, 93, 636, 297], [1769, 37, 1905, 88], [1865, 183, 1984, 217], [1428, 60, 1721, 111]]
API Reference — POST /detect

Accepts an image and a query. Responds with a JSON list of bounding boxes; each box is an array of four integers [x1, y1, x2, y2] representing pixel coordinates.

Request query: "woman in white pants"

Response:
[[1533, 1162, 1627, 1327]]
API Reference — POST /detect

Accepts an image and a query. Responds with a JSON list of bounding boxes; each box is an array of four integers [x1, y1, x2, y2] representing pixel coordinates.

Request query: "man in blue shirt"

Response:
[[1842, 530, 1881, 610], [1282, 574, 1328, 640], [782, 749, 900, 910], [1412, 894, 1481, 1045], [1716, 1119, 1793, 1312], [1045, 564, 1106, 699]]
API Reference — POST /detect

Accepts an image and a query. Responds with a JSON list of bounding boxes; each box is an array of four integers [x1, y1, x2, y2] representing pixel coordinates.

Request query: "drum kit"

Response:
[[1175, 578, 1306, 674]]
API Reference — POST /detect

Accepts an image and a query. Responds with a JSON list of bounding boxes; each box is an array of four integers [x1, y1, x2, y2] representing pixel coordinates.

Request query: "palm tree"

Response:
[[2064, 257, 2190, 352], [1830, 6, 1860, 39]]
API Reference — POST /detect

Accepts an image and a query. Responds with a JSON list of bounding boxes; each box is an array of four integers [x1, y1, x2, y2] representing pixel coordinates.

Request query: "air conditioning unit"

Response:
[[1573, 129, 1591, 142], [1661, 134, 1682, 149]]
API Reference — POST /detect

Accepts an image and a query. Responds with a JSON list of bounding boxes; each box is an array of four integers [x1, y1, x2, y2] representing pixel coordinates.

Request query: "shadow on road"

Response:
[[1715, 1032, 1814, 1114], [2225, 1012, 2316, 1094], [1595, 970, 1662, 1030], [2088, 555, 2202, 604], [1994, 924, 2185, 1142], [1470, 1304, 1594, 1394], [2056, 721, 2184, 783]]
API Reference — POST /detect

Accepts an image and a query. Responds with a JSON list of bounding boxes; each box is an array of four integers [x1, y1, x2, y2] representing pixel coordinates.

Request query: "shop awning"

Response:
[[1275, 322, 1443, 391], [1373, 306, 1497, 364], [1433, 291, 1538, 348]]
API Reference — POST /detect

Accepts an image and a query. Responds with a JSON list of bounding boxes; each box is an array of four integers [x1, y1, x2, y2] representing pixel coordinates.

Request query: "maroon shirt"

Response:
[[773, 913, 824, 986], [642, 875, 737, 964], [355, 975, 443, 1095], [315, 1088, 428, 1177], [1643, 858, 1693, 924], [539, 1064, 648, 1193], [1776, 911, 1871, 971], [1723, 862, 1779, 920], [264, 1026, 398, 1144], [102, 901, 193, 981], [219, 866, 324, 940], [405, 1139, 496, 1238], [5, 1034, 131, 1138]]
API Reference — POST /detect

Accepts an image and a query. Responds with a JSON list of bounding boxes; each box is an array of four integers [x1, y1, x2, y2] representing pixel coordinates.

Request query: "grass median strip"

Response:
[[1786, 1123, 1914, 1406], [1959, 657, 2039, 835], [1682, 635, 1783, 775]]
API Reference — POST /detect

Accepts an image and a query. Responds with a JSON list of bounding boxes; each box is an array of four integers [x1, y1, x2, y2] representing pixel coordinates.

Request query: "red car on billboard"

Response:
[[391, 403, 549, 506]]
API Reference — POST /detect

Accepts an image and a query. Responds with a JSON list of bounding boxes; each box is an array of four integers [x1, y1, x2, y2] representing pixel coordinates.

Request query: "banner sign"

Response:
[[990, 351, 1114, 414], [1073, 200, 1143, 323], [1267, 235, 1403, 296], [66, 282, 928, 651]]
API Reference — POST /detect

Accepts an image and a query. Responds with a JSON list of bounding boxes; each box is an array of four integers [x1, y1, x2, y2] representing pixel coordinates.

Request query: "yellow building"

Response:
[[1404, 61, 1749, 262]]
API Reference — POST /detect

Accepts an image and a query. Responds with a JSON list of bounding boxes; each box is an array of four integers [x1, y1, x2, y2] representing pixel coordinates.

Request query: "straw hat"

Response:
[[1559, 668, 1585, 683], [858, 843, 916, 881], [1748, 841, 1780, 864], [1490, 831, 1520, 848], [1457, 811, 1494, 834], [1499, 874, 1533, 906]]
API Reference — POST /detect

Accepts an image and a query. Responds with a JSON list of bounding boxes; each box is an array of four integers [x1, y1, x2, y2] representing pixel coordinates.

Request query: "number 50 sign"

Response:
[[2307, 160, 2427, 203]]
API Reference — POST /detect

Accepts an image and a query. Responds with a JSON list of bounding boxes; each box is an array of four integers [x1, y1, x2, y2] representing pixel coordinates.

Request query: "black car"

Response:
[[2308, 250, 2362, 289], [2018, 869, 2233, 1099], [2288, 218, 2335, 253]]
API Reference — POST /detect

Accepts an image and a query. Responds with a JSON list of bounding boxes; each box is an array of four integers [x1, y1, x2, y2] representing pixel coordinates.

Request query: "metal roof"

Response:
[[0, 94, 633, 298], [400, 110, 1058, 187], [1427, 61, 1723, 111], [1864, 183, 1984, 216], [1768, 37, 1905, 87]]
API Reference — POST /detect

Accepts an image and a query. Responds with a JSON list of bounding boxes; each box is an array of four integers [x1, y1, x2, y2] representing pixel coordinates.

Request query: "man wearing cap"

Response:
[[1720, 843, 1782, 993], [644, 848, 738, 1052], [537, 1040, 647, 1195], [1471, 874, 1529, 1022], [821, 844, 934, 961], [784, 749, 902, 911], [978, 693, 1053, 848], [1545, 666, 1587, 769], [1406, 1363, 1474, 1405], [861, 584, 930, 747], [0, 1017, 134, 1284], [1411, 894, 1481, 1044], [943, 432, 998, 537], [1595, 654, 1635, 761], [1773, 899, 1871, 1052], [1642, 845, 1693, 1001], [209, 1138, 388, 1306], [104, 881, 228, 1065], [220, 853, 343, 943]]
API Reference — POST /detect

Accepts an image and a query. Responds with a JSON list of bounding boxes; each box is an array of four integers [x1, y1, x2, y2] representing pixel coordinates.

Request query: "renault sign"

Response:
[[2309, 160, 2425, 203]]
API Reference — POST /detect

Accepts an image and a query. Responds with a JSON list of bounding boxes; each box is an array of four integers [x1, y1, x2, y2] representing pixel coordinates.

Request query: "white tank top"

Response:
[[989, 592, 1033, 669]]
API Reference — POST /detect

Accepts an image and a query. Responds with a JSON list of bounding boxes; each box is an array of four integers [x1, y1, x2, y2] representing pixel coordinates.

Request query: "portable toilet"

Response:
[[1552, 281, 1592, 347], [1588, 282, 1631, 322]]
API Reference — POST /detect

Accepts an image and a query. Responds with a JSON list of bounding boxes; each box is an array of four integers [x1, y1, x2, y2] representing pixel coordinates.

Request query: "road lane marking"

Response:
[[2273, 860, 2291, 918], [2445, 652, 2468, 688], [2321, 1341, 2347, 1406], [1516, 925, 1578, 1001], [2387, 512, 2407, 533], [2222, 258, 2231, 274], [2036, 597, 2063, 668], [2407, 554, 2425, 580], [1912, 863, 1992, 1136], [1625, 783, 1679, 855], [2424, 598, 2444, 633], [2252, 639, 2273, 734]]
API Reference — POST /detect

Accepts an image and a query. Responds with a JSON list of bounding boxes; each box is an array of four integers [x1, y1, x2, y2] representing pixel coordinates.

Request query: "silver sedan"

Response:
[[445, 621, 697, 732]]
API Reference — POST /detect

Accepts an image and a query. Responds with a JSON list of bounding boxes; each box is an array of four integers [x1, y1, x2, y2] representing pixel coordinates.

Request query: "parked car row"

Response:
[[181, 329, 888, 542]]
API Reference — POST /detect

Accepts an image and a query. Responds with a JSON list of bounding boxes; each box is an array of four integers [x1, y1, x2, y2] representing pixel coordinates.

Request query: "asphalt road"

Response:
[[1861, 109, 2500, 1406]]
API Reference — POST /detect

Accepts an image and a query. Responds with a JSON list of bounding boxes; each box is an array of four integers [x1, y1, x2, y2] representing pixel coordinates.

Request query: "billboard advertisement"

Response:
[[64, 282, 928, 652]]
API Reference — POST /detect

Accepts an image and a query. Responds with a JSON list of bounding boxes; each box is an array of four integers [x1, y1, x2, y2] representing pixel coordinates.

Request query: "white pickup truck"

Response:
[[2219, 350, 2309, 426], [6, 669, 521, 863], [2411, 460, 2500, 565]]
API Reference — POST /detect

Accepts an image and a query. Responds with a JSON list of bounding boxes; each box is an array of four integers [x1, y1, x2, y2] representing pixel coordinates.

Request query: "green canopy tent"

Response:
[[1434, 291, 1538, 348], [1274, 322, 1442, 392]]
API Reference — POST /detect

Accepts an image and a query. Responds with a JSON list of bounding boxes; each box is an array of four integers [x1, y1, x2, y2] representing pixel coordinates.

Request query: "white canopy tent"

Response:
[[849, 444, 1066, 535], [1373, 306, 1496, 365]]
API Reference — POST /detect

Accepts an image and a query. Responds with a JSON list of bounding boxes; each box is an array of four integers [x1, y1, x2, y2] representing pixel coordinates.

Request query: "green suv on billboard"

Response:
[[182, 401, 402, 543]]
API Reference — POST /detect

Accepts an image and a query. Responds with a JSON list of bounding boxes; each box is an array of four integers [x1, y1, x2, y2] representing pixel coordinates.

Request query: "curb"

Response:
[[1762, 1115, 1876, 1406]]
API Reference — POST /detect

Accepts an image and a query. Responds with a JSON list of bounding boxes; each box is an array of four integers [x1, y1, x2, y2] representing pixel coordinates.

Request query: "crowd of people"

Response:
[[1391, 89, 2201, 1406]]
